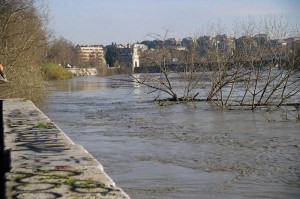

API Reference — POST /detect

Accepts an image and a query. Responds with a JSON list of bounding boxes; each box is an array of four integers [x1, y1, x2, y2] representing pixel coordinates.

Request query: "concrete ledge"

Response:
[[3, 99, 130, 199], [68, 68, 98, 76]]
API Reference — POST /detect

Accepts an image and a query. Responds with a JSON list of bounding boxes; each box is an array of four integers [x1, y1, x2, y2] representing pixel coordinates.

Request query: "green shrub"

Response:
[[43, 63, 74, 80]]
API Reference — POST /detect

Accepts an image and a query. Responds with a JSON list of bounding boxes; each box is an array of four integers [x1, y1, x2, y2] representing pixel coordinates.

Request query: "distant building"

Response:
[[166, 38, 182, 46], [285, 36, 300, 49], [182, 37, 196, 48], [254, 34, 269, 39], [215, 34, 235, 56], [132, 44, 140, 68], [174, 46, 186, 51], [198, 36, 216, 56], [118, 44, 140, 70], [254, 34, 270, 47], [77, 45, 105, 67], [133, 43, 148, 52], [270, 39, 287, 47], [235, 36, 258, 52]]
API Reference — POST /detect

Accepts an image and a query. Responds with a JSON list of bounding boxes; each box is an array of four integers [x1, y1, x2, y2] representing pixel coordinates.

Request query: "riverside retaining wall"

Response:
[[68, 68, 98, 76], [3, 99, 130, 199]]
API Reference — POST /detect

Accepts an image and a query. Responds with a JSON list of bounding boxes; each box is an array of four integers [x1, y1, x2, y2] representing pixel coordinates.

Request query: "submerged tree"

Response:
[[202, 17, 300, 109], [129, 30, 203, 102], [126, 17, 299, 110]]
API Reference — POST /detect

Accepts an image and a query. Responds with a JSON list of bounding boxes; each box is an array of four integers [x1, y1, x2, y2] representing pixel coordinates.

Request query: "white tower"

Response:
[[132, 45, 140, 69]]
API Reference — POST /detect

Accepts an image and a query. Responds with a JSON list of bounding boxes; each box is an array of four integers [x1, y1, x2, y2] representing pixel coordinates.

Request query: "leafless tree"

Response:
[[127, 17, 299, 111], [127, 30, 203, 102], [0, 0, 50, 101], [47, 37, 78, 67], [199, 17, 299, 110]]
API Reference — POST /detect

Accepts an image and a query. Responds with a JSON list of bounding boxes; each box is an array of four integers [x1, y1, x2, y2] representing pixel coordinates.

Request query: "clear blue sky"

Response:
[[46, 0, 300, 45]]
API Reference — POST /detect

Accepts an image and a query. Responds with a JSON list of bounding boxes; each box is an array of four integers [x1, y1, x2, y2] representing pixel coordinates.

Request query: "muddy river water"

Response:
[[38, 75, 300, 199]]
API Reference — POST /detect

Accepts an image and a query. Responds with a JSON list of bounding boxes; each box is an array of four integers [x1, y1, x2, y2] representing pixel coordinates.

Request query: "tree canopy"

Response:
[[105, 44, 119, 67], [0, 0, 49, 101]]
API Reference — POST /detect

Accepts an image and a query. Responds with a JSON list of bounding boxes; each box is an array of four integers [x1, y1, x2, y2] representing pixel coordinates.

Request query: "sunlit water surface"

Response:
[[38, 75, 300, 199]]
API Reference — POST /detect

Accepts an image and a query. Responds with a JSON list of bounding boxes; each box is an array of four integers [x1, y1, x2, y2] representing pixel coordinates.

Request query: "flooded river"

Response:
[[38, 75, 300, 199]]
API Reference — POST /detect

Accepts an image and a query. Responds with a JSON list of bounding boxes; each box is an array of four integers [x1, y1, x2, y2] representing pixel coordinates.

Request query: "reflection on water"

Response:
[[50, 76, 108, 92], [38, 76, 300, 199]]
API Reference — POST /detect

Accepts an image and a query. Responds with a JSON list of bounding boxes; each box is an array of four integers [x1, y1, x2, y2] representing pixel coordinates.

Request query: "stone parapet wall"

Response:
[[3, 99, 130, 199]]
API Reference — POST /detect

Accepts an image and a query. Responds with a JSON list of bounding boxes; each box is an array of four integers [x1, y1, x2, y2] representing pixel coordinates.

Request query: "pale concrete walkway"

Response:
[[3, 99, 130, 199]]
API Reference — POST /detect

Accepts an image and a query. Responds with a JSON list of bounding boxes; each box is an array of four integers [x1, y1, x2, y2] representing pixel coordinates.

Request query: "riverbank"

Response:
[[3, 99, 130, 199]]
